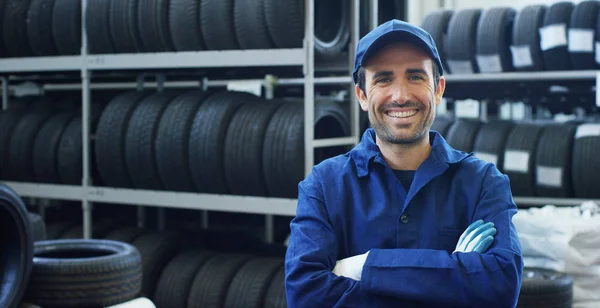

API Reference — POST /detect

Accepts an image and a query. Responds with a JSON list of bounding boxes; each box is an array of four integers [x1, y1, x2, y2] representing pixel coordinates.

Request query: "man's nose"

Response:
[[390, 81, 410, 104]]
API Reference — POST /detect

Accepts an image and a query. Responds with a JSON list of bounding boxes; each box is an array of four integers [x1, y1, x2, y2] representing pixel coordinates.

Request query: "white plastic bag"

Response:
[[513, 202, 600, 307]]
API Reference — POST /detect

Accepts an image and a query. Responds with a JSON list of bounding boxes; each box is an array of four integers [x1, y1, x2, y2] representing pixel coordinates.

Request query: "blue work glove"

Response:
[[454, 219, 496, 253]]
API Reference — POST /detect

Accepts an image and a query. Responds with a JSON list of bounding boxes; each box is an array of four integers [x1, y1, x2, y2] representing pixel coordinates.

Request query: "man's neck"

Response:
[[376, 134, 432, 171]]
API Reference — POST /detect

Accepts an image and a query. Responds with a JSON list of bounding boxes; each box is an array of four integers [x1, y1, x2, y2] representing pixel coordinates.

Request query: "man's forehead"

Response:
[[363, 42, 433, 68]]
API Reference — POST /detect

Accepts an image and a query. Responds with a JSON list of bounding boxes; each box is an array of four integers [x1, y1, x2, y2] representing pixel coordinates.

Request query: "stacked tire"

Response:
[[421, 1, 600, 74], [94, 90, 349, 198], [0, 0, 351, 57]]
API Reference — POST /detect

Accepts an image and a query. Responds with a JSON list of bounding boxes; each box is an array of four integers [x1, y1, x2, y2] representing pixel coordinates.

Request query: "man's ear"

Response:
[[355, 84, 368, 111], [434, 76, 446, 106]]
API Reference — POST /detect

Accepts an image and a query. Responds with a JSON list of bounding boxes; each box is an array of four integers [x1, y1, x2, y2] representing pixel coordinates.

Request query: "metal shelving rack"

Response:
[[0, 0, 372, 241], [3, 0, 599, 241]]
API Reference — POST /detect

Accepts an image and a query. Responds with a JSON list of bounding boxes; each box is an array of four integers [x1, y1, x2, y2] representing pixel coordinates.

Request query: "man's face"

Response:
[[356, 42, 445, 145]]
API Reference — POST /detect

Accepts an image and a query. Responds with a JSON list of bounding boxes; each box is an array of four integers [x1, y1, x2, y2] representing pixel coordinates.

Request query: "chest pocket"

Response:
[[438, 229, 462, 253]]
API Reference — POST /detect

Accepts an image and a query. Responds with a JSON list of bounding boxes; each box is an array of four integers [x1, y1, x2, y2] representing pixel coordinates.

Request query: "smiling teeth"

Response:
[[388, 110, 417, 118]]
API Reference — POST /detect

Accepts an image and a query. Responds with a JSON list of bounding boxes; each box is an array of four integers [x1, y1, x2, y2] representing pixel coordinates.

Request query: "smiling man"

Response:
[[284, 19, 523, 307]]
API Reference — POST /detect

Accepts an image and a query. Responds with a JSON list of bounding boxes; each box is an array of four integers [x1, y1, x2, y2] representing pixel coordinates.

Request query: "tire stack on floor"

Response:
[[94, 90, 350, 198]]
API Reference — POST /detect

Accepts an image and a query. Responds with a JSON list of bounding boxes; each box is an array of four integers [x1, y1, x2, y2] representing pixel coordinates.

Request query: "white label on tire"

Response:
[[510, 45, 533, 68], [475, 152, 498, 166], [575, 124, 600, 139], [539, 24, 567, 51], [503, 150, 529, 173], [595, 42, 600, 64], [475, 54, 503, 73], [568, 29, 594, 52], [446, 60, 473, 74], [536, 165, 562, 188]]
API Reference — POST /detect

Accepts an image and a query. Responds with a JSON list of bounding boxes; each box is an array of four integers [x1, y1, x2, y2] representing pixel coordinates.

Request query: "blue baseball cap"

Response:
[[352, 19, 444, 84]]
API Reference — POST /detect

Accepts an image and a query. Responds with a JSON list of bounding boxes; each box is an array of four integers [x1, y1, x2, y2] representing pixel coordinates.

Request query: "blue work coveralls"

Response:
[[285, 128, 524, 307]]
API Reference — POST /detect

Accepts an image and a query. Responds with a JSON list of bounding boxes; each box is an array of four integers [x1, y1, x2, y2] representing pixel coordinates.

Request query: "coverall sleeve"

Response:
[[360, 165, 524, 307], [285, 168, 370, 308]]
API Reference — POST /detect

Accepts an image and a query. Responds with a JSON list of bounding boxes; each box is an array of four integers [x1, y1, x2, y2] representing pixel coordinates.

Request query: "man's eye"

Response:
[[376, 77, 391, 83], [408, 75, 424, 81]]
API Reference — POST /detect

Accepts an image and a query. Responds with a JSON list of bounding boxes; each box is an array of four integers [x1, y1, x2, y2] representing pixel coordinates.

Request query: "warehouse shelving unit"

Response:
[[0, 0, 374, 242]]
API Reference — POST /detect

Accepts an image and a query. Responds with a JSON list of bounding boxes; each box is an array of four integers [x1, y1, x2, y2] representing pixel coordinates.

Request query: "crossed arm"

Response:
[[284, 168, 524, 308]]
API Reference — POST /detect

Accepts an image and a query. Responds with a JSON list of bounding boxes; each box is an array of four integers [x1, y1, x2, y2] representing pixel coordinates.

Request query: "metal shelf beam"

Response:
[[513, 197, 599, 207], [85, 187, 297, 216], [86, 49, 305, 70], [445, 70, 599, 82], [0, 56, 82, 73], [2, 182, 83, 201]]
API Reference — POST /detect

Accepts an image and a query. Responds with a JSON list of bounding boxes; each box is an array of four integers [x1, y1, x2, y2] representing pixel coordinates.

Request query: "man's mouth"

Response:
[[386, 110, 418, 118]]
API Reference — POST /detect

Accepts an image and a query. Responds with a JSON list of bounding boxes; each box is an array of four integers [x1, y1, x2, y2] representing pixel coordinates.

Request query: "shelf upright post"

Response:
[[370, 0, 379, 29], [81, 0, 93, 239], [596, 72, 600, 109], [304, 0, 315, 178], [347, 0, 365, 144], [1, 76, 8, 110]]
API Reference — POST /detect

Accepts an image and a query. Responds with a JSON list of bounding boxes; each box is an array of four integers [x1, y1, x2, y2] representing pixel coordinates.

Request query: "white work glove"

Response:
[[454, 219, 497, 254], [332, 251, 370, 281]]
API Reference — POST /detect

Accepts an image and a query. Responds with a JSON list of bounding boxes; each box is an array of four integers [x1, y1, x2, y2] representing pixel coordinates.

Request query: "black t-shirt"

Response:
[[393, 170, 416, 191]]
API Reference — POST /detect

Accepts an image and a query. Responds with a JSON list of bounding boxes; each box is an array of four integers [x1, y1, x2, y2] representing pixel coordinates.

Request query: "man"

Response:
[[284, 19, 523, 307]]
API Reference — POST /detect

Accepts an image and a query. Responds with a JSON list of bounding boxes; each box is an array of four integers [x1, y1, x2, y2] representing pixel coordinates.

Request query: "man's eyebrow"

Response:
[[406, 68, 428, 75], [372, 71, 393, 80]]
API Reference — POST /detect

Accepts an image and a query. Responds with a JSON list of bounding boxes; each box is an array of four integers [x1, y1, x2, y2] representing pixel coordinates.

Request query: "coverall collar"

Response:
[[351, 128, 471, 178]]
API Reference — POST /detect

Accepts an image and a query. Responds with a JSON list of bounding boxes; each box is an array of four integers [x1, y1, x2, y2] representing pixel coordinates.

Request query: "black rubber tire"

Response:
[[263, 0, 303, 48], [0, 107, 28, 180], [569, 0, 600, 70], [6, 109, 54, 182], [224, 258, 284, 308], [28, 212, 47, 242], [131, 231, 181, 299], [86, 0, 114, 54], [26, 0, 58, 56], [518, 267, 573, 308], [572, 124, 600, 198], [476, 7, 516, 72], [102, 227, 145, 244], [155, 91, 208, 192], [534, 124, 577, 197], [541, 2, 574, 71], [125, 91, 179, 190], [511, 5, 546, 71], [56, 117, 83, 185], [262, 101, 348, 198], [154, 250, 216, 308], [445, 118, 482, 153], [430, 116, 454, 138], [421, 9, 454, 73], [444, 9, 482, 74], [51, 0, 81, 55], [472, 120, 515, 172], [200, 0, 239, 50], [2, 0, 33, 57], [315, 0, 349, 57], [33, 112, 77, 184], [234, 0, 275, 49], [169, 0, 205, 51], [0, 183, 34, 308], [503, 123, 545, 197], [0, 0, 6, 57], [264, 265, 286, 308], [187, 253, 253, 308], [109, 0, 143, 53], [224, 100, 283, 196], [95, 91, 148, 188], [188, 91, 247, 193], [137, 0, 175, 52], [24, 239, 142, 307]]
